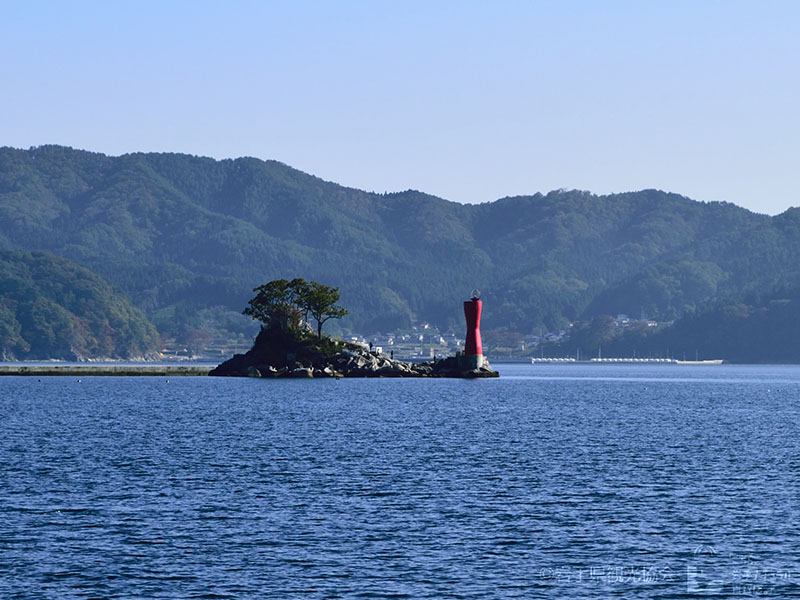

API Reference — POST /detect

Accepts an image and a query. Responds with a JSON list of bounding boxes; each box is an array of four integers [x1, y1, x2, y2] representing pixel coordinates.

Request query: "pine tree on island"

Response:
[[243, 278, 348, 340]]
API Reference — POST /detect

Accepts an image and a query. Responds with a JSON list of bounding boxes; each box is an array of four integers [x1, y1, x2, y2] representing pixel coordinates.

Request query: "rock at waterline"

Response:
[[209, 343, 498, 379]]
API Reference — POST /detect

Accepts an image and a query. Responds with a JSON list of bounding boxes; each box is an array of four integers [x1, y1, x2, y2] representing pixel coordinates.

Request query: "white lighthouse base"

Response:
[[458, 354, 485, 370]]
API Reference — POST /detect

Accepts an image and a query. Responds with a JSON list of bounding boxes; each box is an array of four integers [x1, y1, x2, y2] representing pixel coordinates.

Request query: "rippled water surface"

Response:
[[3, 364, 800, 598]]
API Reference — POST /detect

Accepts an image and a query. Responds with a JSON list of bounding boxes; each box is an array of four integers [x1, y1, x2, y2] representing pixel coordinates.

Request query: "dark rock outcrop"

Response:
[[209, 331, 498, 379]]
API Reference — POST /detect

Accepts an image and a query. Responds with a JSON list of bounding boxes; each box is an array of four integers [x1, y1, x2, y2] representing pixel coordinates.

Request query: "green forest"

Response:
[[1, 144, 799, 361], [543, 286, 800, 364], [0, 249, 159, 360]]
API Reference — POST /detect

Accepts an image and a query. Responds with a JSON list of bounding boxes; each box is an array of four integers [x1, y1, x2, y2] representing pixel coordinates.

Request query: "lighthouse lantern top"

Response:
[[470, 288, 481, 301]]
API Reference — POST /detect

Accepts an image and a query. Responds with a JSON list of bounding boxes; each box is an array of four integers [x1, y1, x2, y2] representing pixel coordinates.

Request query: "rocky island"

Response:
[[209, 278, 498, 379], [209, 328, 498, 379]]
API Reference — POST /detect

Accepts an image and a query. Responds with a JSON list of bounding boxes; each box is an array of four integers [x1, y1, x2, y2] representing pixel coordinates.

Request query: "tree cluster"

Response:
[[0, 249, 159, 360], [243, 278, 348, 339]]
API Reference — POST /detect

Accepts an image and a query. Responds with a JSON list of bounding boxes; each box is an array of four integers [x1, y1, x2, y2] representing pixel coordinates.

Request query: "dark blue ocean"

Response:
[[3, 364, 800, 599]]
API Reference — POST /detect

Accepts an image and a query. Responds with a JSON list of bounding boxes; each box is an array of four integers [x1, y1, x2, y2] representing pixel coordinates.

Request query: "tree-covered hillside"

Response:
[[0, 250, 159, 360], [1, 145, 799, 354], [546, 286, 800, 364]]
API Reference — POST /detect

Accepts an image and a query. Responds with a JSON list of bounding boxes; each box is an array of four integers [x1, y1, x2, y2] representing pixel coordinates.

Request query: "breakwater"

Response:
[[0, 365, 213, 376], [531, 357, 723, 365]]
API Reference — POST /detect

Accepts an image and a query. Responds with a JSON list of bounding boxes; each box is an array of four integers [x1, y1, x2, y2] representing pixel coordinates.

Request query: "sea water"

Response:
[[2, 364, 800, 598]]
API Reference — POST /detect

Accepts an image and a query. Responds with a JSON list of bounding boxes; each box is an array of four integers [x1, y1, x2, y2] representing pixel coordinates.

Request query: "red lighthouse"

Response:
[[461, 290, 485, 369]]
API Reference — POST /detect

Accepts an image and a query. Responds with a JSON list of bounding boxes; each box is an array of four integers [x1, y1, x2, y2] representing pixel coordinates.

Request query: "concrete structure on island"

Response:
[[459, 291, 485, 370]]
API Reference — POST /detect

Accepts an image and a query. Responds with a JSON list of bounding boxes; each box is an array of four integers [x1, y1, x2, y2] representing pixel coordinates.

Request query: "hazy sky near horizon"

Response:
[[2, 1, 798, 214]]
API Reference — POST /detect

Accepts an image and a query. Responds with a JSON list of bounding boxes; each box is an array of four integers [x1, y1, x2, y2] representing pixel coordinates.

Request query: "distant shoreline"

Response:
[[0, 365, 213, 376], [530, 358, 724, 365]]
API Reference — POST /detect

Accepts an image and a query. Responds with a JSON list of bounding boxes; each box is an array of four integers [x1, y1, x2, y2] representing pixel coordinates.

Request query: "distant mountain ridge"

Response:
[[1, 145, 798, 356]]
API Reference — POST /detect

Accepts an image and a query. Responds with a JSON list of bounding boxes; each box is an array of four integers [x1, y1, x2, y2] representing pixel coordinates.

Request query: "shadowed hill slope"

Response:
[[0, 249, 159, 360]]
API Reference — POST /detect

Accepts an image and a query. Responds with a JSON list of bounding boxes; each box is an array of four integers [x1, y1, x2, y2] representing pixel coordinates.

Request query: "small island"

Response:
[[210, 279, 498, 379]]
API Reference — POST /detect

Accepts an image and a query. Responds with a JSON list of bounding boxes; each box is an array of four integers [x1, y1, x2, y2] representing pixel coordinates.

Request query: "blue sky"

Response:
[[2, 0, 798, 214]]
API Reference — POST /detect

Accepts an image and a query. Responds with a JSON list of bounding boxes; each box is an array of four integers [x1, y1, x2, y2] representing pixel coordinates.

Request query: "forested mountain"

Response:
[[1, 145, 798, 358], [0, 250, 159, 360]]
